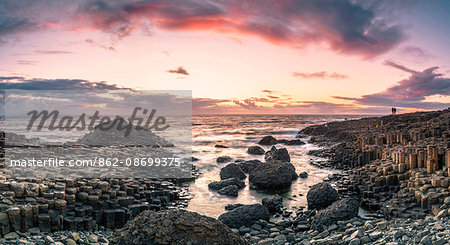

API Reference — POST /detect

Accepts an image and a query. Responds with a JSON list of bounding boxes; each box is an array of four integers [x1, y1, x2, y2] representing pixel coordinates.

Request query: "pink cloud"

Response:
[[292, 71, 349, 79], [333, 61, 450, 109], [0, 0, 410, 58]]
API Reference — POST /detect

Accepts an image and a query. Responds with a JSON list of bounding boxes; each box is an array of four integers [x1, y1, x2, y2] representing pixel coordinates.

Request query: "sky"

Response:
[[0, 0, 449, 114]]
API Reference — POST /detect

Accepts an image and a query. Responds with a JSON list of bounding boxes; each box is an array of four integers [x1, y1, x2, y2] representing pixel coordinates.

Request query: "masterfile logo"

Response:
[[26, 107, 170, 137], [1, 90, 192, 179]]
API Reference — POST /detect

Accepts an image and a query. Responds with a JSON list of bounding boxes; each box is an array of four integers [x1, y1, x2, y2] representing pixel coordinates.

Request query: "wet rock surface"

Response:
[[217, 156, 233, 163], [247, 146, 265, 155], [249, 160, 298, 190], [218, 204, 270, 229], [220, 163, 246, 180], [111, 209, 250, 245], [264, 146, 291, 162], [236, 160, 262, 174], [218, 185, 239, 197], [299, 171, 308, 178], [307, 182, 340, 210], [284, 139, 306, 146], [208, 178, 245, 191], [311, 198, 359, 230], [258, 136, 277, 146], [262, 195, 283, 213]]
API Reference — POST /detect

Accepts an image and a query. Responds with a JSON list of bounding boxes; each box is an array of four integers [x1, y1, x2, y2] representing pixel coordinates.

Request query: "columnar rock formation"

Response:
[[298, 109, 450, 218], [0, 178, 191, 238]]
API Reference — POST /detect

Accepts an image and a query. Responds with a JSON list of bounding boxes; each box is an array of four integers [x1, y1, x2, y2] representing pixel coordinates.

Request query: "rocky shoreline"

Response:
[[299, 109, 449, 218], [0, 109, 449, 244], [200, 109, 449, 245]]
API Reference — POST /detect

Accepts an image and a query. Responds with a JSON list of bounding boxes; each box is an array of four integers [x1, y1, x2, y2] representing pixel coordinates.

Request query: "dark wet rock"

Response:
[[191, 157, 199, 162], [220, 163, 246, 180], [236, 160, 261, 173], [218, 204, 270, 229], [111, 209, 250, 245], [299, 171, 308, 178], [215, 144, 228, 148], [276, 139, 288, 144], [208, 178, 245, 191], [249, 160, 298, 190], [262, 195, 283, 213], [217, 156, 232, 163], [247, 146, 265, 155], [285, 139, 305, 145], [311, 198, 359, 230], [258, 136, 277, 145], [264, 146, 290, 162], [225, 204, 244, 211], [307, 182, 340, 210], [218, 185, 239, 197]]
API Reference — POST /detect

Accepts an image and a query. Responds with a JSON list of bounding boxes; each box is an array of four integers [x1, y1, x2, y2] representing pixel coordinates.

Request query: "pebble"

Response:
[[0, 230, 113, 245]]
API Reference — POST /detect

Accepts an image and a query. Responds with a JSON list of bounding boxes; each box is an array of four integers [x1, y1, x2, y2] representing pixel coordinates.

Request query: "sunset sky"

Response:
[[0, 0, 449, 114]]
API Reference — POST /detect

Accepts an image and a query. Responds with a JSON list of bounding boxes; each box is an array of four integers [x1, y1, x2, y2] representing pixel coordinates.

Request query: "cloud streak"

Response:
[[400, 46, 430, 58], [0, 77, 128, 90], [34, 50, 73, 55], [0, 0, 412, 58], [292, 71, 349, 79], [15, 60, 37, 65]]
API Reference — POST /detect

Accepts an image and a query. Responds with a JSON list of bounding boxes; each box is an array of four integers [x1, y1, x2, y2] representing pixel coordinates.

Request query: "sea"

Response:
[[187, 114, 365, 217]]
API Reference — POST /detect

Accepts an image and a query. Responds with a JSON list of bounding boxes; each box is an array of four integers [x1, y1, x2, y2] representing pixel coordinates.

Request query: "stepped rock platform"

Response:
[[298, 109, 450, 219]]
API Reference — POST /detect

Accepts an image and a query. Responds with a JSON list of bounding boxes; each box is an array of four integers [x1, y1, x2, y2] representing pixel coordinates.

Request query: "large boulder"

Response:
[[220, 163, 246, 180], [247, 146, 265, 155], [264, 146, 290, 162], [307, 182, 340, 210], [258, 136, 277, 145], [311, 198, 359, 231], [208, 178, 245, 191], [237, 160, 261, 173], [218, 185, 239, 197], [111, 209, 249, 245], [218, 204, 270, 229], [249, 160, 298, 190], [262, 195, 283, 213]]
